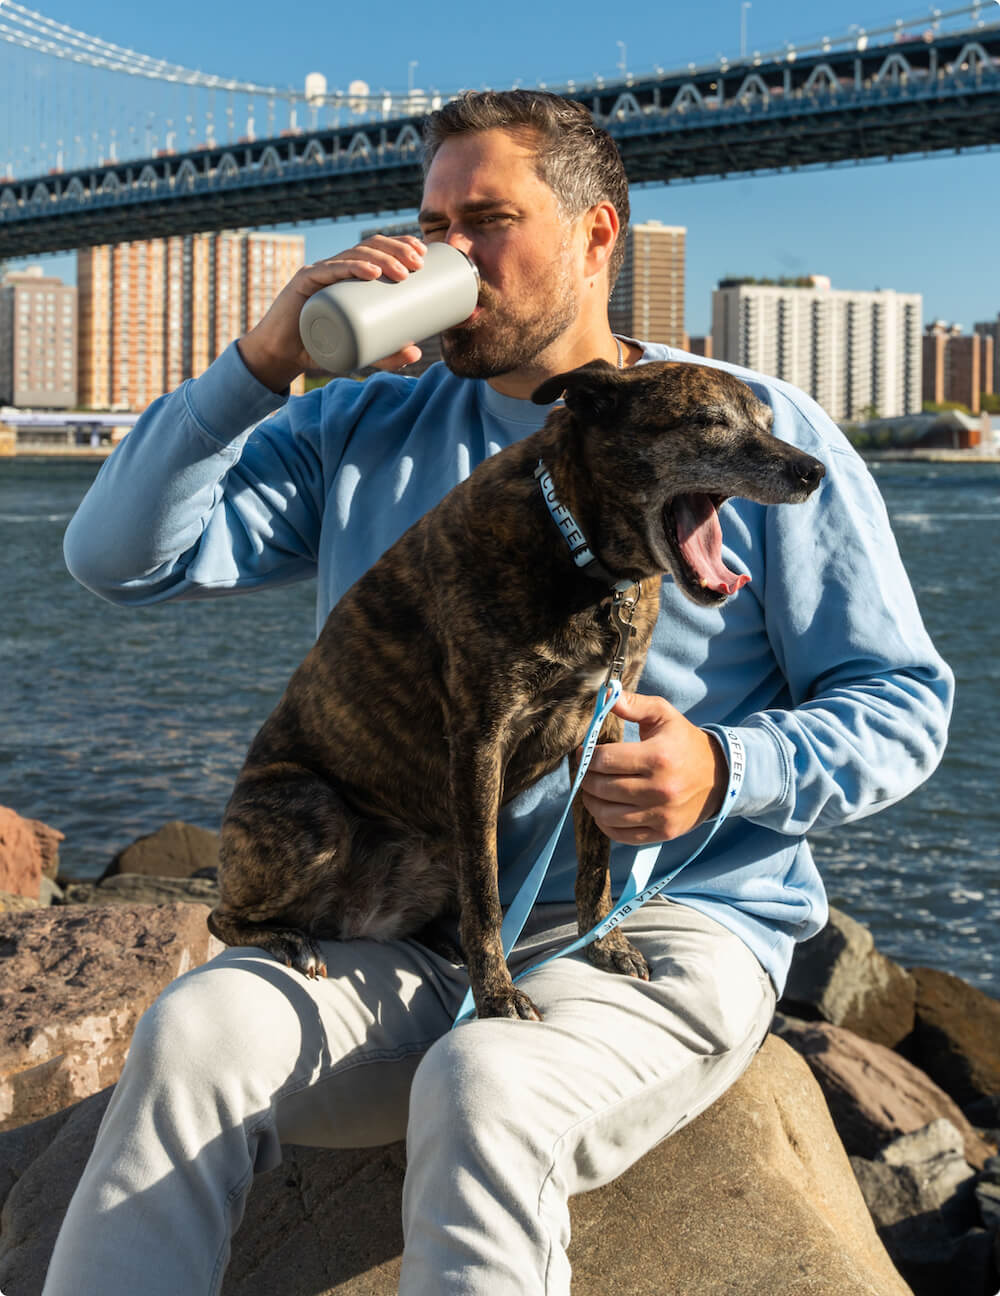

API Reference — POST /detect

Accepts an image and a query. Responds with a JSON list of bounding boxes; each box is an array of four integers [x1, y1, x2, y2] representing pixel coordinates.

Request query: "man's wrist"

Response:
[[236, 334, 301, 395], [700, 724, 748, 821]]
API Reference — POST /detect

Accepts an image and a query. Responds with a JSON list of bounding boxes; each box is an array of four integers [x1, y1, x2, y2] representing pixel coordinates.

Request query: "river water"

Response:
[[1, 455, 997, 994]]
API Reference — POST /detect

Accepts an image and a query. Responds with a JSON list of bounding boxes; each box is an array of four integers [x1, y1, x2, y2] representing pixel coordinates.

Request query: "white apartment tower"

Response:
[[711, 277, 923, 421]]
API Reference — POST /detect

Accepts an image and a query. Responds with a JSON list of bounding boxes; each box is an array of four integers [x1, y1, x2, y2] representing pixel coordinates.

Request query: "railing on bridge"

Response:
[[1, 21, 998, 258]]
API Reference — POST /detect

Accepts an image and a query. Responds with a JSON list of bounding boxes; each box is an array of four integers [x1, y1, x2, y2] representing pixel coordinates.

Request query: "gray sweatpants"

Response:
[[42, 898, 776, 1295]]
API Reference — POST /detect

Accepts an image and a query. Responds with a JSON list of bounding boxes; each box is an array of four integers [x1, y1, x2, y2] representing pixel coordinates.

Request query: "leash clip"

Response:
[[604, 582, 641, 688]]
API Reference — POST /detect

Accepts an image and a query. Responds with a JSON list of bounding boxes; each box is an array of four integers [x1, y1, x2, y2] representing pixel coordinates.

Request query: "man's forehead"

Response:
[[420, 129, 548, 210]]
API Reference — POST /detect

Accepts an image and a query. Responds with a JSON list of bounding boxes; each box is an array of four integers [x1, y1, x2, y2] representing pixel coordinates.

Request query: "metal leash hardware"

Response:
[[604, 581, 641, 689]]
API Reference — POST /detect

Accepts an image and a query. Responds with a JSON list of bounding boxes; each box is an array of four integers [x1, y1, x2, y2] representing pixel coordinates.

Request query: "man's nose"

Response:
[[445, 231, 474, 258]]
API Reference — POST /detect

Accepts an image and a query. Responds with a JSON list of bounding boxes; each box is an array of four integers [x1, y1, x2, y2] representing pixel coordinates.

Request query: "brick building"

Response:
[[973, 314, 1000, 397], [922, 322, 995, 414], [78, 231, 305, 411], [608, 221, 687, 349]]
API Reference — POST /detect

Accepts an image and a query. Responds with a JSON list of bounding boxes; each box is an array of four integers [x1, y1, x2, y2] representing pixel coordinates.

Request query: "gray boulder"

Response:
[[781, 906, 916, 1047], [851, 1120, 995, 1296]]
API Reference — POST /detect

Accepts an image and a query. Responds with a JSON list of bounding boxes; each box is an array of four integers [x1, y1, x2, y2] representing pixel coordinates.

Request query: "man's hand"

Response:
[[579, 691, 729, 844], [237, 234, 428, 393]]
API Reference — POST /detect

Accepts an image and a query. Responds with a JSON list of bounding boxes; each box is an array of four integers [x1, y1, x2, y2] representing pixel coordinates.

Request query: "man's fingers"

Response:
[[585, 741, 654, 777], [374, 343, 423, 371], [580, 768, 653, 802], [579, 791, 654, 829], [315, 236, 426, 285]]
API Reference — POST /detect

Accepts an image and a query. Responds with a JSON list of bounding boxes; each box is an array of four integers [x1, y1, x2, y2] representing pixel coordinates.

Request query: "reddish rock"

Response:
[[903, 967, 1000, 1110], [0, 904, 222, 1132], [781, 906, 916, 1048], [100, 819, 220, 881], [774, 1015, 993, 1170], [0, 808, 63, 901]]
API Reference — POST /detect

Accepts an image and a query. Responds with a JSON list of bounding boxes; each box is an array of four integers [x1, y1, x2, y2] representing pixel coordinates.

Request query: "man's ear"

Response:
[[530, 359, 624, 416], [582, 201, 619, 281]]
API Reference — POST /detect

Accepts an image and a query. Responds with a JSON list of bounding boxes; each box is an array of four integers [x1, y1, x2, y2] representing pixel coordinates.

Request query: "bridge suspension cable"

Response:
[[0, 1, 298, 96], [0, 0, 996, 104]]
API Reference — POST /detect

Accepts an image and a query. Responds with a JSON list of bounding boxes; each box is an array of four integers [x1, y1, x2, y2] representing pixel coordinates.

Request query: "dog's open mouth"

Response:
[[668, 494, 749, 597]]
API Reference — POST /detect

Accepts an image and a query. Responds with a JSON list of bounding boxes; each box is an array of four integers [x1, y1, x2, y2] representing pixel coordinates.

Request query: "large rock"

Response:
[[852, 1121, 995, 1296], [0, 1036, 911, 1295], [0, 808, 63, 901], [902, 967, 1000, 1109], [99, 819, 220, 881], [0, 904, 222, 1132], [781, 906, 916, 1048], [774, 1015, 993, 1168]]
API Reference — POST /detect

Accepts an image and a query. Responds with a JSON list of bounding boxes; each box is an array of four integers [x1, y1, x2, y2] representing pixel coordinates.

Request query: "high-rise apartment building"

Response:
[[711, 276, 923, 421], [0, 266, 77, 408], [78, 231, 305, 411], [923, 321, 994, 414], [609, 221, 686, 349]]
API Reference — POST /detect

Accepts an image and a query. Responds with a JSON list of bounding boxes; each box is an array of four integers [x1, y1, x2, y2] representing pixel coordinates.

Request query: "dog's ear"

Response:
[[530, 359, 624, 417]]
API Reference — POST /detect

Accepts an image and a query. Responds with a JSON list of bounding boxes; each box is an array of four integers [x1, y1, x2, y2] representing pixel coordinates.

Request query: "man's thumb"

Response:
[[611, 690, 678, 729]]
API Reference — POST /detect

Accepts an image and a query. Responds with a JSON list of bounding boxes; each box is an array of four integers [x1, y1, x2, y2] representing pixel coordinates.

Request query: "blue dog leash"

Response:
[[452, 463, 746, 1026]]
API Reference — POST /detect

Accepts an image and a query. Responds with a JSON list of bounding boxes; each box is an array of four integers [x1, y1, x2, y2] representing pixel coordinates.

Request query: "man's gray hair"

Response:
[[422, 90, 630, 288]]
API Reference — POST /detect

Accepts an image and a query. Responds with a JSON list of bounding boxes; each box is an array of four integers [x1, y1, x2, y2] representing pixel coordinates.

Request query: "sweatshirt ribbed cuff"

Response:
[[702, 718, 791, 823]]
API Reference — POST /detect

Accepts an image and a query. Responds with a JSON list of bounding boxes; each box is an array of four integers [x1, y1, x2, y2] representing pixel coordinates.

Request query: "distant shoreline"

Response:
[[861, 449, 1000, 464], [1, 447, 113, 460]]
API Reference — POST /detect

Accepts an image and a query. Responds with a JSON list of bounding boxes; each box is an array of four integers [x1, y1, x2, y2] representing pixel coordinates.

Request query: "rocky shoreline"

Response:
[[1, 805, 998, 1294]]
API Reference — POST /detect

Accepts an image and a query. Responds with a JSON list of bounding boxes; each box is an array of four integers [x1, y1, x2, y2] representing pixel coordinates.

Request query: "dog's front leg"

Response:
[[451, 740, 542, 1022], [571, 714, 650, 982]]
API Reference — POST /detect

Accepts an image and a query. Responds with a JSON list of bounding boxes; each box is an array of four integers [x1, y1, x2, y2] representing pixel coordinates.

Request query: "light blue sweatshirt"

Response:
[[64, 339, 954, 995]]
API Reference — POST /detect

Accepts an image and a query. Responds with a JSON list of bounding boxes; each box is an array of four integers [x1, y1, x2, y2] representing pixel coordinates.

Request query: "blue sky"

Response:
[[7, 0, 1000, 336]]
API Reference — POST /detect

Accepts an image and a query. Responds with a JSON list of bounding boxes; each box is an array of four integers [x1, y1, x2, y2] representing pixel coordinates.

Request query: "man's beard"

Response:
[[439, 276, 577, 380]]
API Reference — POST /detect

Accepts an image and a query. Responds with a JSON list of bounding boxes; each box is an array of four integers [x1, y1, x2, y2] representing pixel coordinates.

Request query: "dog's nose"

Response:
[[796, 458, 825, 491]]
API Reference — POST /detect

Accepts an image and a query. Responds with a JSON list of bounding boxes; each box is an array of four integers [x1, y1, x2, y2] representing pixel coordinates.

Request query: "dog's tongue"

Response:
[[673, 494, 750, 596]]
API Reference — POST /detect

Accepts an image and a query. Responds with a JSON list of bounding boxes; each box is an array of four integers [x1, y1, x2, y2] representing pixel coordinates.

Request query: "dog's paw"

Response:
[[261, 930, 328, 979], [587, 935, 650, 981], [477, 986, 543, 1022]]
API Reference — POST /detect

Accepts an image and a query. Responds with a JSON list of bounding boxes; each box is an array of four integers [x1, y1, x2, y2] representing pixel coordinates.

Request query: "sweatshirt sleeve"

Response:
[[714, 387, 954, 835], [64, 343, 329, 604]]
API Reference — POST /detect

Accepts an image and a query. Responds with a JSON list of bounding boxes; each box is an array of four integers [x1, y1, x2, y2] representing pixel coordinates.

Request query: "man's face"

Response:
[[418, 128, 582, 379]]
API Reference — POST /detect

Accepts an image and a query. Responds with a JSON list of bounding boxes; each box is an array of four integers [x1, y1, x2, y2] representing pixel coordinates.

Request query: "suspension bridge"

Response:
[[1, 2, 999, 258]]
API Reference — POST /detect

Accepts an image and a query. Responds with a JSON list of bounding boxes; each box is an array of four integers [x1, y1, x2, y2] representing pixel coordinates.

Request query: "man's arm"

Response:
[[64, 236, 428, 607], [581, 388, 954, 843]]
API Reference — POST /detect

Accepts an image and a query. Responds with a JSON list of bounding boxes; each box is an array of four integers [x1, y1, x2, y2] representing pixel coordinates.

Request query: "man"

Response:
[[46, 91, 952, 1295]]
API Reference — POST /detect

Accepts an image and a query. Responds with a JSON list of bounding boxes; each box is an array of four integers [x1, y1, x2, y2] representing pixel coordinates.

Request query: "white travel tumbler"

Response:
[[298, 242, 481, 373]]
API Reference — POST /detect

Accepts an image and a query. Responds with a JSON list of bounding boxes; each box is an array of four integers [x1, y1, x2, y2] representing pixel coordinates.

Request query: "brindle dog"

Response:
[[209, 360, 825, 1021]]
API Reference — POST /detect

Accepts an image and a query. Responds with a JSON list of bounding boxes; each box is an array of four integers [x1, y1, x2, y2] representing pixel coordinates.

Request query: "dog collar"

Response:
[[534, 460, 633, 593]]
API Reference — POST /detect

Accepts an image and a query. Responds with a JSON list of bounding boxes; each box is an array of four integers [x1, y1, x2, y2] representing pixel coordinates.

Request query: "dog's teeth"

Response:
[[699, 578, 709, 588]]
